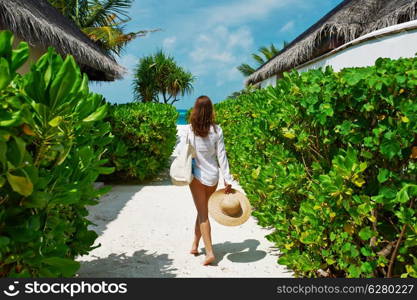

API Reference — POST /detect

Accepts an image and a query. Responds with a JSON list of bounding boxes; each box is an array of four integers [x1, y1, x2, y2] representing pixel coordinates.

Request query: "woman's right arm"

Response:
[[216, 126, 233, 193]]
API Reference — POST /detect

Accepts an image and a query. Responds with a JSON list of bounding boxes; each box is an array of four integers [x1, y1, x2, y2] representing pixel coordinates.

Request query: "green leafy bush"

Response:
[[216, 56, 417, 278], [103, 102, 178, 181], [0, 31, 113, 277]]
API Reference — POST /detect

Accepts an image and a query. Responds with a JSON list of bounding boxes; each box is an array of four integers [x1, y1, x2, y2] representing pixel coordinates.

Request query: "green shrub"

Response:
[[103, 102, 178, 181], [0, 31, 113, 277], [216, 56, 417, 278]]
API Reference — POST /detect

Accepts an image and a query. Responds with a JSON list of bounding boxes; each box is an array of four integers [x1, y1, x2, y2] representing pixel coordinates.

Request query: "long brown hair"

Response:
[[190, 95, 216, 137]]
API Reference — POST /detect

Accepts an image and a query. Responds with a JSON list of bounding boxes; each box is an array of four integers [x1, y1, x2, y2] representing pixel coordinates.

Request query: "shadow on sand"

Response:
[[201, 239, 267, 266], [90, 161, 174, 236], [88, 185, 144, 236], [77, 250, 177, 278]]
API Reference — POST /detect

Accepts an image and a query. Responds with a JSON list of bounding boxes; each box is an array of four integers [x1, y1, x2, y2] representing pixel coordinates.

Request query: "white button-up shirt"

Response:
[[182, 124, 233, 186]]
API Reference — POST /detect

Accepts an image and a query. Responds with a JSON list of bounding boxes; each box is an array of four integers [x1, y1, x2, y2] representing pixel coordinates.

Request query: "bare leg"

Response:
[[189, 178, 217, 265], [203, 182, 218, 265], [191, 181, 217, 254], [189, 182, 202, 255], [205, 182, 218, 203], [190, 215, 201, 255]]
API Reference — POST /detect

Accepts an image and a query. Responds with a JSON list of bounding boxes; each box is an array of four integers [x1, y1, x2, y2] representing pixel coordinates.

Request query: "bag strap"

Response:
[[193, 127, 196, 145], [185, 125, 190, 144], [187, 125, 195, 143], [188, 125, 197, 158]]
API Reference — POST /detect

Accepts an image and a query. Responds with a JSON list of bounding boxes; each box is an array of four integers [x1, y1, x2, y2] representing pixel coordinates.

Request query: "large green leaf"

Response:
[[380, 138, 401, 160], [0, 129, 11, 142], [41, 257, 80, 277], [5, 225, 38, 242], [83, 103, 108, 122], [49, 56, 78, 108], [0, 110, 22, 127], [0, 141, 6, 164], [51, 188, 81, 204], [396, 185, 410, 204], [6, 136, 25, 166], [0, 57, 11, 90], [6, 172, 33, 196], [48, 116, 63, 127], [13, 136, 26, 165], [377, 169, 389, 183], [0, 30, 13, 57], [22, 191, 50, 208], [11, 41, 29, 72], [97, 166, 115, 175], [359, 227, 374, 241], [0, 236, 10, 247]]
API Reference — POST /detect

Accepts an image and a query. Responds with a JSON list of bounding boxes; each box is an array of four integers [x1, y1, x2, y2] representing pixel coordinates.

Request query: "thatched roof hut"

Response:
[[0, 0, 125, 81], [247, 0, 417, 86]]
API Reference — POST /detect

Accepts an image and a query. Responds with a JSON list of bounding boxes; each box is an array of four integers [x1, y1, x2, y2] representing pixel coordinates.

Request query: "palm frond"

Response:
[[237, 63, 256, 76], [252, 53, 265, 65], [258, 46, 271, 59], [270, 43, 279, 54], [48, 0, 157, 55], [83, 0, 133, 28]]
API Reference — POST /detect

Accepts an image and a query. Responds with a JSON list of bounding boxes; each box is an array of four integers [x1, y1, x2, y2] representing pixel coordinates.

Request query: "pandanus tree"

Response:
[[48, 0, 158, 56], [133, 51, 194, 105]]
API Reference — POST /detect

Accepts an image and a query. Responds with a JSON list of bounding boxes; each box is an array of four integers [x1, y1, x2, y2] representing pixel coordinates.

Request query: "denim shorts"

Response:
[[191, 158, 196, 175]]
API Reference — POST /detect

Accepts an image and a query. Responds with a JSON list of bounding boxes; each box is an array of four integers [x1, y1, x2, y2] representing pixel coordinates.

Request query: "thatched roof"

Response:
[[247, 0, 417, 85], [0, 0, 125, 81]]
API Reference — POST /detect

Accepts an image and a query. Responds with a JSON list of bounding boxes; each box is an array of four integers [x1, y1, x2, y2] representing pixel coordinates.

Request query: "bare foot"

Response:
[[203, 255, 215, 266], [190, 242, 199, 255]]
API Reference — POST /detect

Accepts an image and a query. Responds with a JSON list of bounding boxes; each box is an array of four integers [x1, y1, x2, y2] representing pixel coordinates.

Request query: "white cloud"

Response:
[[190, 26, 252, 64], [190, 26, 253, 64], [163, 36, 177, 50], [216, 67, 242, 87], [206, 0, 299, 26], [280, 20, 295, 32], [118, 54, 139, 78], [189, 25, 252, 84]]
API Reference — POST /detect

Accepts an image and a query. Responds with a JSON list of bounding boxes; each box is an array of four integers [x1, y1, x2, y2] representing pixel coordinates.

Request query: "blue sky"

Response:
[[90, 0, 343, 109]]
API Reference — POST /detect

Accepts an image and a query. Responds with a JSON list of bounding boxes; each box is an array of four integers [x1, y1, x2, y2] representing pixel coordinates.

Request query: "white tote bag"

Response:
[[170, 127, 195, 186]]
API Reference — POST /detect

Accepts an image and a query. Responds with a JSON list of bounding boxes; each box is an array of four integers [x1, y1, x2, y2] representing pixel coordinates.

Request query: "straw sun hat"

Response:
[[208, 188, 252, 226]]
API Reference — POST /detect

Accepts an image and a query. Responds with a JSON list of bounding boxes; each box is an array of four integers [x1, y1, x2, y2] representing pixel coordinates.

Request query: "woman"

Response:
[[187, 95, 233, 266]]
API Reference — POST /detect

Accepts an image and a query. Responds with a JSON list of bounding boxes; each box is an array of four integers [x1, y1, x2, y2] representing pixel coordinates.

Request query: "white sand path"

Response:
[[76, 126, 293, 278]]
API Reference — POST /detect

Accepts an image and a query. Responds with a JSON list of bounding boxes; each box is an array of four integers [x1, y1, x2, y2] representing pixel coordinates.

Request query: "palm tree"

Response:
[[48, 0, 158, 56], [238, 42, 288, 77], [133, 51, 194, 105]]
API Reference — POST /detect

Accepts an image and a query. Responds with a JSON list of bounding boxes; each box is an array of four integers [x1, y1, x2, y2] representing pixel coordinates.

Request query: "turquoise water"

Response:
[[177, 109, 188, 125]]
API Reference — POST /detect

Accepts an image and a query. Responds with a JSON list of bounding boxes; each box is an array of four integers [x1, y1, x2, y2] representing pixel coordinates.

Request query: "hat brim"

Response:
[[208, 188, 252, 226]]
